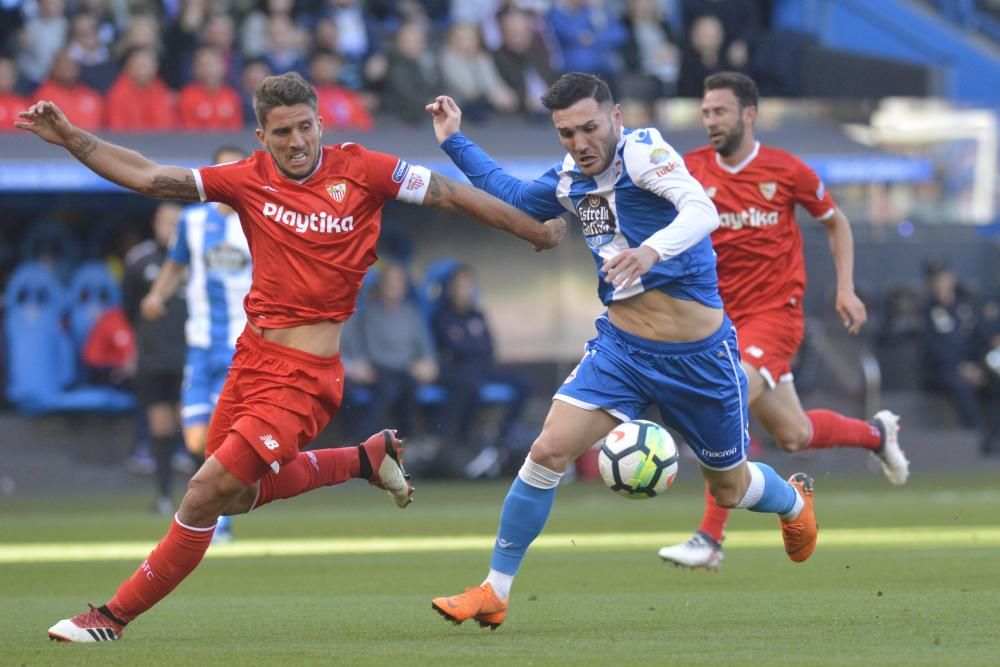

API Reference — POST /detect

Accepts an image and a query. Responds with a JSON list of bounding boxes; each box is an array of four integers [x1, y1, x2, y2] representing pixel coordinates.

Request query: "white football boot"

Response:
[[48, 604, 124, 642], [871, 410, 910, 485], [658, 531, 724, 571]]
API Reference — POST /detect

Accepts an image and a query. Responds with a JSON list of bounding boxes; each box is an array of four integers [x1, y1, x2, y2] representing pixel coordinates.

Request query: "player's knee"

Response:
[[528, 434, 574, 473], [773, 423, 810, 452], [707, 479, 745, 508]]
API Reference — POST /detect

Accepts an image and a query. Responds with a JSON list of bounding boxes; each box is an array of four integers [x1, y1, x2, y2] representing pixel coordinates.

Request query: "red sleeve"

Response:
[[792, 156, 836, 219], [194, 157, 250, 206], [355, 145, 407, 201]]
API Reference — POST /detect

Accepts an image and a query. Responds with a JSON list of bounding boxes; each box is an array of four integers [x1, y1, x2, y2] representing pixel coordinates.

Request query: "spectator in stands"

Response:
[[341, 261, 438, 442], [677, 14, 743, 97], [238, 58, 272, 124], [383, 20, 439, 124], [547, 0, 627, 81], [200, 14, 244, 89], [682, 0, 764, 55], [122, 203, 187, 516], [309, 49, 374, 131], [106, 47, 177, 131], [66, 13, 119, 92], [439, 22, 518, 120], [0, 57, 27, 133], [178, 46, 243, 130], [621, 0, 681, 104], [921, 256, 985, 431], [16, 0, 69, 86], [432, 264, 532, 478], [78, 0, 124, 46], [261, 14, 309, 78], [241, 0, 297, 58], [112, 14, 162, 63], [33, 50, 104, 131], [493, 6, 559, 114], [162, 0, 211, 88]]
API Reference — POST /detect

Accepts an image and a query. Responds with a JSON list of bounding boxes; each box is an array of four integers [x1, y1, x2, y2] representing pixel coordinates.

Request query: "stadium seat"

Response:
[[67, 262, 122, 350], [3, 262, 135, 415], [18, 221, 80, 283]]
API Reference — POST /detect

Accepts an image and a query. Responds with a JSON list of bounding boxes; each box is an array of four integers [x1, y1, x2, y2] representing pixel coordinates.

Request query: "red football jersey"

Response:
[[193, 144, 428, 327], [685, 142, 836, 320]]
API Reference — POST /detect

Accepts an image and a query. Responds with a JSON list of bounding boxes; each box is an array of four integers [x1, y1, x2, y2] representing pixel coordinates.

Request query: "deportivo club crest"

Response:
[[758, 181, 777, 201], [326, 181, 347, 203]]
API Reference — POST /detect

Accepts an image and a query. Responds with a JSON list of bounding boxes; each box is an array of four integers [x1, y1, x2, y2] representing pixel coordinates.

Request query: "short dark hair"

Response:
[[253, 72, 318, 128], [540, 72, 613, 111], [212, 145, 248, 163], [704, 71, 759, 109]]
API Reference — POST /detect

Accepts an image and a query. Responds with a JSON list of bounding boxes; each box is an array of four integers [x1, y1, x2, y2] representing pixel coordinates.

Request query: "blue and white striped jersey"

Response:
[[169, 203, 252, 353], [441, 127, 722, 307]]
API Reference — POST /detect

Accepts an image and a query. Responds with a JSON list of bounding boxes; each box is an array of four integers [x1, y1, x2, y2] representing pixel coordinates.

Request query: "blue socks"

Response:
[[489, 460, 561, 576], [737, 461, 800, 517]]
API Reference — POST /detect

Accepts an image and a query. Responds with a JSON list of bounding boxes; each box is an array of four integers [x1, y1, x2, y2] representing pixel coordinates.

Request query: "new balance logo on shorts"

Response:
[[260, 434, 280, 450]]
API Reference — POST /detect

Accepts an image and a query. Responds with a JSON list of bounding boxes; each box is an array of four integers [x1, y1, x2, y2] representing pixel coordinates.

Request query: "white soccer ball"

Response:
[[598, 420, 679, 499]]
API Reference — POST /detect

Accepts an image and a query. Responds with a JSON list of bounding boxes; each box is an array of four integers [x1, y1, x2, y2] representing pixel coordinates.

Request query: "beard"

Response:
[[713, 119, 745, 157]]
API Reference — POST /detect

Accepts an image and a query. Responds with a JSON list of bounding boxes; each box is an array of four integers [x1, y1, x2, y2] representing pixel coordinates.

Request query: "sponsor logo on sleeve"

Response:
[[816, 181, 826, 200], [391, 159, 410, 183], [758, 181, 777, 201], [649, 147, 671, 165], [655, 161, 680, 177], [705, 186, 717, 198]]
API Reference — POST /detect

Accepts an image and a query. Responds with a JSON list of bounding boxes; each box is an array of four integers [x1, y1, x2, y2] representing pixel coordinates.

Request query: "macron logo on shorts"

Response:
[[260, 434, 280, 450]]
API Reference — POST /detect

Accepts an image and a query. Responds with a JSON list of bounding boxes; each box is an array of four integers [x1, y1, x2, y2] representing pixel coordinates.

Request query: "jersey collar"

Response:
[[269, 148, 325, 185], [715, 141, 760, 174]]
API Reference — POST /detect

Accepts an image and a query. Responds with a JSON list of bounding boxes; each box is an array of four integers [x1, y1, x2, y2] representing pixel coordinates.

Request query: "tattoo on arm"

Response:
[[151, 173, 199, 201], [67, 135, 97, 162], [424, 172, 458, 209]]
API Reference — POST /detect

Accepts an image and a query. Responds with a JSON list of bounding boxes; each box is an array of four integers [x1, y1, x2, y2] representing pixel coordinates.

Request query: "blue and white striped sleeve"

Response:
[[440, 132, 566, 221]]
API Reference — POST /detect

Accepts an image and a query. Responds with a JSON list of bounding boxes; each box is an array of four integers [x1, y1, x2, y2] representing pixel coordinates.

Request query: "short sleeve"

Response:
[[792, 157, 836, 220], [192, 159, 248, 206], [167, 211, 190, 265]]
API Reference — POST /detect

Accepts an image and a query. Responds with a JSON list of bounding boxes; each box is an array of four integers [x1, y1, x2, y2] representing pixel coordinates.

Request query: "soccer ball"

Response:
[[598, 420, 679, 499]]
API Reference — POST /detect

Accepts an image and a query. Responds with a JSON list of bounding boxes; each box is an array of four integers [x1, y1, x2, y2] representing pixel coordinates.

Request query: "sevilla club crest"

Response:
[[326, 180, 347, 203], [758, 181, 777, 201]]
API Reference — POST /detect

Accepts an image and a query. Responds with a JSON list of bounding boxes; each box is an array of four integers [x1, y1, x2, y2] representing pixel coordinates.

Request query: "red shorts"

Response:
[[732, 305, 804, 389], [206, 325, 344, 486]]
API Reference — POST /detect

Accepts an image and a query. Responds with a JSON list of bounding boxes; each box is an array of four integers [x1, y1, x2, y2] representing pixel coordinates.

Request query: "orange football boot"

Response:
[[431, 583, 508, 630], [779, 472, 818, 563]]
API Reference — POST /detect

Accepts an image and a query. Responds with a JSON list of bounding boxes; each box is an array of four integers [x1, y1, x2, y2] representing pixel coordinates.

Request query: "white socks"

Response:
[[735, 461, 766, 509], [484, 570, 514, 601]]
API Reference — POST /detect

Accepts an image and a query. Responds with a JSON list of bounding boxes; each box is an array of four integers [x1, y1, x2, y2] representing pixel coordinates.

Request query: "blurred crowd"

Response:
[[878, 256, 1000, 458], [0, 0, 774, 132]]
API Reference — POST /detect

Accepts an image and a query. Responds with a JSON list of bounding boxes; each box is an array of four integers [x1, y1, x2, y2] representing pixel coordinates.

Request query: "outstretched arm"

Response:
[[421, 172, 565, 251], [16, 101, 200, 201], [427, 96, 565, 220], [819, 208, 866, 334]]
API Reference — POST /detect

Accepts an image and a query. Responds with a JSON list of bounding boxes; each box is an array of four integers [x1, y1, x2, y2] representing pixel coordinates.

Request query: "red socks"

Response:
[[698, 483, 728, 544], [253, 447, 361, 510], [106, 516, 215, 624], [805, 409, 881, 451]]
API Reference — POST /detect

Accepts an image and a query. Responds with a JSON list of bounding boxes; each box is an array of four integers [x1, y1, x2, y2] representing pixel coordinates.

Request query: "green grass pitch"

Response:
[[2, 470, 999, 666]]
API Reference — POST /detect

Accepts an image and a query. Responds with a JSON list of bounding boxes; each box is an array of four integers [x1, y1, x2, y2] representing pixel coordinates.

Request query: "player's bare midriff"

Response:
[[609, 289, 723, 343], [249, 320, 343, 357]]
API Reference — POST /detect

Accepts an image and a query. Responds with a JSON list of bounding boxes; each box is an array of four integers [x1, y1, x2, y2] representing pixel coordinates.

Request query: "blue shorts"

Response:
[[181, 346, 235, 428], [555, 315, 749, 471]]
